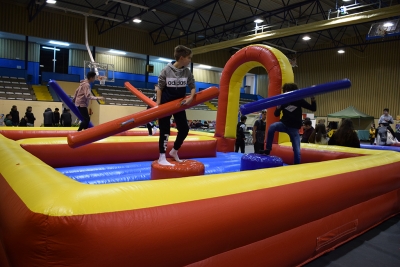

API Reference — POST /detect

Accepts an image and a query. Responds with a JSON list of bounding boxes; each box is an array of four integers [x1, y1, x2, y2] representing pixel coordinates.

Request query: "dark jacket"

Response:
[[301, 127, 314, 143], [254, 119, 266, 144], [25, 111, 36, 124], [236, 122, 246, 142], [19, 118, 27, 126], [61, 111, 72, 126], [53, 111, 60, 124], [274, 99, 317, 129], [43, 108, 53, 125], [10, 109, 19, 125]]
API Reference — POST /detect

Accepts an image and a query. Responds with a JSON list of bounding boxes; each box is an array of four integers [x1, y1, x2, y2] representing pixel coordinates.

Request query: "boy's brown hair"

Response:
[[174, 45, 192, 61], [282, 83, 299, 93]]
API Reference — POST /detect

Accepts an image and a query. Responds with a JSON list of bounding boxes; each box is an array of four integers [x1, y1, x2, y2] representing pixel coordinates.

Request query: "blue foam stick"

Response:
[[360, 144, 400, 152], [48, 79, 94, 128], [240, 79, 351, 115]]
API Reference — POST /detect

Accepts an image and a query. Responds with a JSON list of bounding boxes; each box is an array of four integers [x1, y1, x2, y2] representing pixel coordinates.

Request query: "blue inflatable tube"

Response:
[[361, 144, 400, 152], [240, 79, 351, 115], [48, 79, 94, 128], [56, 153, 243, 184]]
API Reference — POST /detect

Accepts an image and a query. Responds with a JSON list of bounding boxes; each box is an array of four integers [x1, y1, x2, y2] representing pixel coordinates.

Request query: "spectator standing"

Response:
[[25, 106, 36, 127], [252, 110, 267, 154], [53, 108, 60, 126], [235, 115, 247, 153], [60, 108, 72, 127], [369, 123, 376, 145], [10, 105, 19, 126], [377, 108, 396, 140], [43, 108, 53, 127]]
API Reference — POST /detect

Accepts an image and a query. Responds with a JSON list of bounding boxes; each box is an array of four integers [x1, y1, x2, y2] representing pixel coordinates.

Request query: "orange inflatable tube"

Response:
[[67, 87, 219, 148], [124, 82, 157, 108]]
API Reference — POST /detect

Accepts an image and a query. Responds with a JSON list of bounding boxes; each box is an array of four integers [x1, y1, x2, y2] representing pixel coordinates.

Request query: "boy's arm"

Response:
[[300, 97, 316, 111], [274, 106, 281, 117], [183, 72, 196, 105], [183, 87, 196, 105], [156, 86, 162, 105], [87, 86, 103, 100], [157, 70, 167, 105]]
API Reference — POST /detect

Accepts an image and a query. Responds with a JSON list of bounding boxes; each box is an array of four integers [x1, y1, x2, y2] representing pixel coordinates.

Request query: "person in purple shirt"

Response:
[[73, 71, 104, 131]]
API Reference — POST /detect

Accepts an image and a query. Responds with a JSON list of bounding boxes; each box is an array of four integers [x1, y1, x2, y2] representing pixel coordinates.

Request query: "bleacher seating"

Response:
[[95, 85, 148, 107], [0, 76, 36, 101], [95, 85, 211, 110], [93, 85, 259, 111], [207, 98, 255, 109]]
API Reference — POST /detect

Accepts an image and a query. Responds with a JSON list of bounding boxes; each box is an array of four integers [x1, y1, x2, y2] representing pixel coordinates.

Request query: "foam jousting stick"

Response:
[[67, 87, 220, 148], [240, 79, 351, 115], [124, 82, 157, 108]]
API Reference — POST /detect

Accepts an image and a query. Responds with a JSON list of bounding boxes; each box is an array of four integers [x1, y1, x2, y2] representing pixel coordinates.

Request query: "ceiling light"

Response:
[[342, 0, 352, 2], [383, 22, 394, 27], [42, 46, 60, 51], [198, 65, 212, 69], [338, 50, 345, 54], [49, 40, 69, 46], [158, 58, 172, 62], [109, 49, 126, 55], [254, 19, 264, 23], [46, 0, 56, 4], [133, 18, 142, 23], [302, 36, 311, 41]]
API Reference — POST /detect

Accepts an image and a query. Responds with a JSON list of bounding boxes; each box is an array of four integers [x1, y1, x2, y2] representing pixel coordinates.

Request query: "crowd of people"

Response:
[[3, 105, 36, 127], [234, 84, 398, 164], [3, 105, 73, 127]]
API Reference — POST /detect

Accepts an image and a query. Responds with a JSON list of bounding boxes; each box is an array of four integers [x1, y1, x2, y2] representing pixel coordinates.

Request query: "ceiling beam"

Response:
[[151, 0, 317, 45], [191, 4, 400, 54]]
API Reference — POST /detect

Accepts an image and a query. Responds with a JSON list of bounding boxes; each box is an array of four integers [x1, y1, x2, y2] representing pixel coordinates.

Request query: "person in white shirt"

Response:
[[377, 108, 396, 140]]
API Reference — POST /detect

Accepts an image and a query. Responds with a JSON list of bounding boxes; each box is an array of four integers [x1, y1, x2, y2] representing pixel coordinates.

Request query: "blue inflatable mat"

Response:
[[56, 152, 243, 184]]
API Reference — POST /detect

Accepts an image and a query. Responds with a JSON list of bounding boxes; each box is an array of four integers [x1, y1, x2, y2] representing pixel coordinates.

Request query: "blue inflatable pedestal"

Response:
[[240, 153, 283, 171]]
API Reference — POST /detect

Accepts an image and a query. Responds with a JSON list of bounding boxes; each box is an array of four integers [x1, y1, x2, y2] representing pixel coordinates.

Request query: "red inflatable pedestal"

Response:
[[151, 159, 205, 180]]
